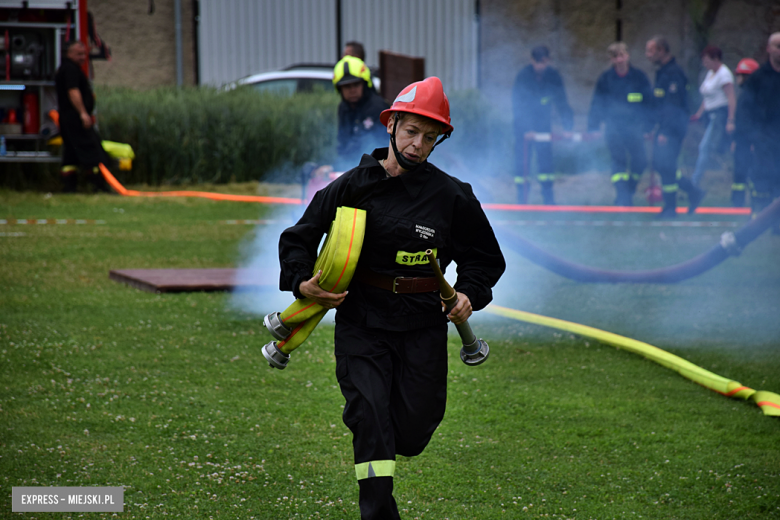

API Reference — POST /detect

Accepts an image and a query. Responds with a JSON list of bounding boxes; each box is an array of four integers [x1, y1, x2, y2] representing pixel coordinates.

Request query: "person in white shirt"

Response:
[[690, 45, 736, 191]]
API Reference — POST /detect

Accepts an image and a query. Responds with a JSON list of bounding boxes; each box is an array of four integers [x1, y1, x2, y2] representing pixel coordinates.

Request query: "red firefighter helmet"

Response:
[[735, 58, 760, 75], [380, 77, 454, 135]]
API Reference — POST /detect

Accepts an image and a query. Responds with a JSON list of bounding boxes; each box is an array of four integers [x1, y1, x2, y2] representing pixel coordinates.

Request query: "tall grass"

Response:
[[95, 86, 340, 185], [1, 86, 609, 192]]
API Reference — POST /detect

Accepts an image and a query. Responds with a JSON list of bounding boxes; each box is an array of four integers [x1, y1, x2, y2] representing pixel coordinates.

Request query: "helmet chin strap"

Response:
[[390, 113, 451, 172]]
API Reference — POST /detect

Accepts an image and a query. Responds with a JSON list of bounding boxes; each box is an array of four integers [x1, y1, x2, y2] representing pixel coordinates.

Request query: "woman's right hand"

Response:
[[299, 270, 348, 310]]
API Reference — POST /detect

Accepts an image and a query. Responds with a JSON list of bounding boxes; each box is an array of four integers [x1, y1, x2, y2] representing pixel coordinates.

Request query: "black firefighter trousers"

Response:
[[335, 317, 449, 520], [606, 127, 647, 206], [653, 133, 698, 211]]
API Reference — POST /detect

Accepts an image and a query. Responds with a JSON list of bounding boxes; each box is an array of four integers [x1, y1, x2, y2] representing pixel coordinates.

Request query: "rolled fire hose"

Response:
[[487, 305, 780, 417], [496, 197, 780, 283], [261, 207, 365, 369]]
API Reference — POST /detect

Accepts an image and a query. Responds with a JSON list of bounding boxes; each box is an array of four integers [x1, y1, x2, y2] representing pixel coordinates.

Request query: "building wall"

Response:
[[84, 0, 779, 97], [197, 0, 337, 86], [196, 0, 477, 91], [90, 0, 196, 88], [339, 0, 478, 92]]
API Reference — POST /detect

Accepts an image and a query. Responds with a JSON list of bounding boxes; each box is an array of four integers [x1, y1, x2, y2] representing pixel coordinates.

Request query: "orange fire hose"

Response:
[[100, 163, 750, 214], [98, 164, 301, 205]]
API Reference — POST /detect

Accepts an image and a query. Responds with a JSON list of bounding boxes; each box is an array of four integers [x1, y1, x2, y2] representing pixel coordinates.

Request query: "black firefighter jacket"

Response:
[[588, 65, 654, 134], [512, 65, 574, 134], [652, 57, 689, 140], [739, 61, 780, 145], [336, 87, 390, 170], [278, 148, 506, 332]]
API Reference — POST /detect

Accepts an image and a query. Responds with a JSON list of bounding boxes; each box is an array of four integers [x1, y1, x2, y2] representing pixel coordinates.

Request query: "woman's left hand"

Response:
[[726, 120, 735, 134]]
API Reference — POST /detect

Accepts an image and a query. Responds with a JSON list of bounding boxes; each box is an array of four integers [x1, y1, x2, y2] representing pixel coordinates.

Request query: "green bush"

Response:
[[95, 86, 340, 185], [96, 86, 519, 186], [1, 88, 556, 191]]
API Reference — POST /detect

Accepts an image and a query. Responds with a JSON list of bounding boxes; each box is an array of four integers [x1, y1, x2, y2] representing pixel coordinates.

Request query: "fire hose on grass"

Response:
[[496, 196, 780, 283], [96, 163, 777, 415], [99, 164, 301, 205], [486, 305, 780, 417]]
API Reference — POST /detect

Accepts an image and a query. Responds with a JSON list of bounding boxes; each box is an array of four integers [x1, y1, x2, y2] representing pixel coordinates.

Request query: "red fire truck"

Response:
[[1, 0, 109, 163]]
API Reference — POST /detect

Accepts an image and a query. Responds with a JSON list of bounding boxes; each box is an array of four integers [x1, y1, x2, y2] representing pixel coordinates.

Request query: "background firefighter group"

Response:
[[513, 39, 776, 217]]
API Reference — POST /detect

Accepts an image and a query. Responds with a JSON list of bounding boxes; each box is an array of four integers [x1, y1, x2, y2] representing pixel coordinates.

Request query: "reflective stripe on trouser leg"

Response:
[[513, 176, 526, 184], [732, 183, 746, 192], [611, 172, 630, 183], [662, 183, 678, 193], [537, 173, 556, 182], [355, 460, 396, 480], [61, 165, 78, 174]]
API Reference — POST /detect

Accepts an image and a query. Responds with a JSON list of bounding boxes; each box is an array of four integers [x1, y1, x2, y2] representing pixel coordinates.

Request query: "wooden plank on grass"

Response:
[[109, 268, 277, 293]]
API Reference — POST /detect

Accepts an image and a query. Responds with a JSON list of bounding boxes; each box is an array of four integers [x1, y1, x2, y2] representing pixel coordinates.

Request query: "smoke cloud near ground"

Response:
[[484, 220, 780, 351], [229, 12, 779, 354], [440, 12, 779, 352], [228, 202, 310, 321]]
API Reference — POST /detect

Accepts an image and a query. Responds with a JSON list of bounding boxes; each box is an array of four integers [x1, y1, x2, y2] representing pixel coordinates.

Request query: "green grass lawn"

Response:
[[1, 188, 778, 519]]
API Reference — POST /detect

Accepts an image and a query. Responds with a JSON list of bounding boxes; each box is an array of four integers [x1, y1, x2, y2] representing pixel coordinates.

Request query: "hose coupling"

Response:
[[460, 338, 490, 366], [264, 312, 292, 341], [261, 341, 290, 370], [720, 231, 742, 256]]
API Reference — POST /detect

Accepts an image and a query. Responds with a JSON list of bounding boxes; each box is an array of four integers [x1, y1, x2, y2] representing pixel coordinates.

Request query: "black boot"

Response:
[[731, 189, 746, 207], [358, 477, 401, 520], [687, 186, 705, 215], [541, 182, 555, 205], [61, 171, 78, 193], [657, 191, 678, 219], [88, 168, 112, 193], [628, 174, 640, 197], [613, 181, 633, 206], [515, 179, 529, 204]]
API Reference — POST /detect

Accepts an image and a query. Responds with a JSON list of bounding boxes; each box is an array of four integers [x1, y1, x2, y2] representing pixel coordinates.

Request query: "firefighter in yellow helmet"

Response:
[[276, 77, 505, 518], [333, 55, 389, 170]]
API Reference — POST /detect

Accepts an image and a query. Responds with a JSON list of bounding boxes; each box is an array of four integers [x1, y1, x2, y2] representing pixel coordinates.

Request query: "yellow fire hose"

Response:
[[261, 207, 366, 369], [487, 305, 780, 417]]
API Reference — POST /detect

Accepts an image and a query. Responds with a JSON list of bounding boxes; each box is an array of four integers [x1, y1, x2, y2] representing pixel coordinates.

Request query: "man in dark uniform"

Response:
[[277, 77, 505, 519], [55, 41, 109, 193], [731, 57, 760, 208], [512, 45, 574, 205], [588, 42, 654, 206], [740, 32, 780, 232], [333, 55, 389, 171], [645, 36, 703, 217]]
